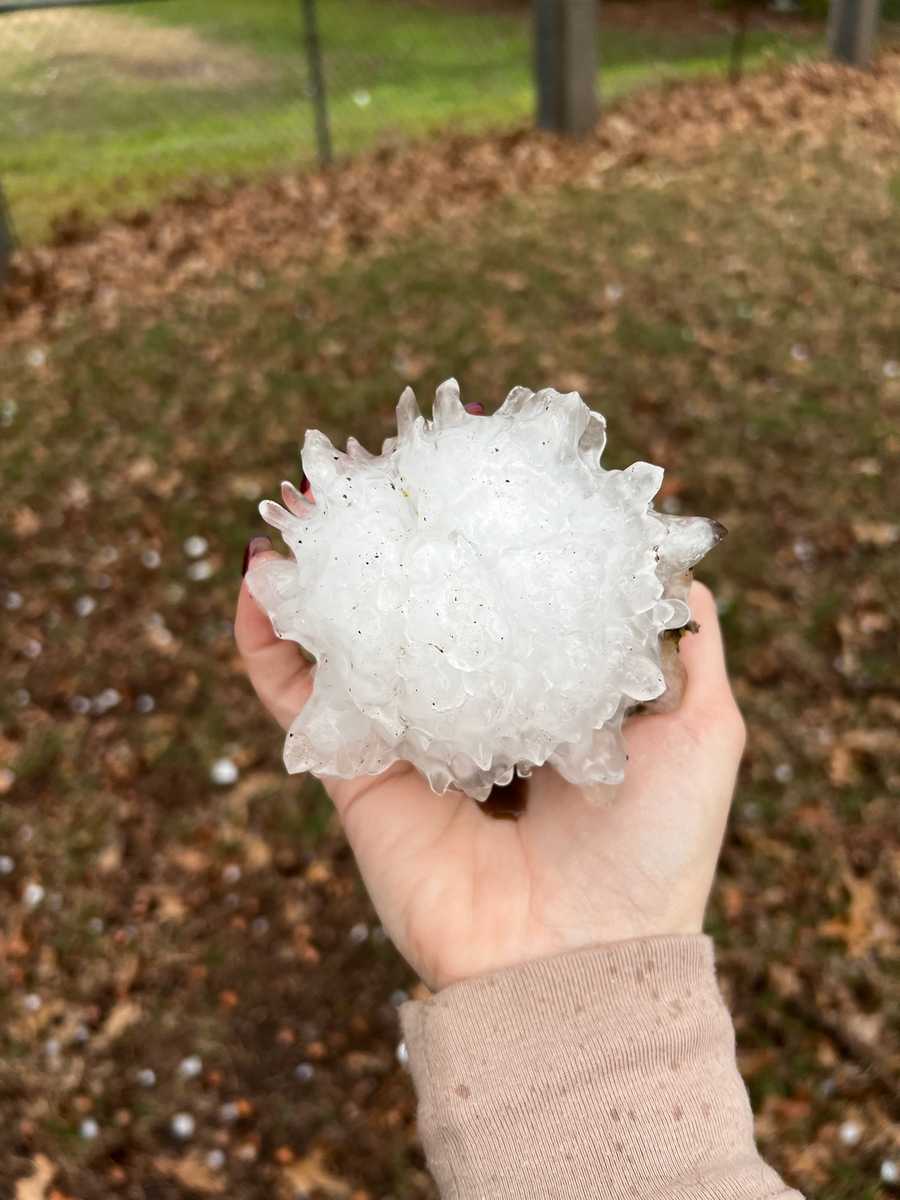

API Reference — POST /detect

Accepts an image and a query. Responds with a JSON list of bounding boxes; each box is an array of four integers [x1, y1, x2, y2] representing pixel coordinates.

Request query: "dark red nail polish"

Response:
[[241, 536, 272, 577], [299, 472, 311, 495], [464, 403, 484, 415]]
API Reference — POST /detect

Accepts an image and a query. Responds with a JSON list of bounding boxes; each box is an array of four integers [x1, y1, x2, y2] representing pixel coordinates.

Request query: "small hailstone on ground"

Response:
[[210, 758, 239, 786], [605, 283, 624, 303], [838, 1119, 862, 1147], [14, 689, 30, 707], [207, 1149, 226, 1171], [883, 360, 899, 380], [352, 89, 371, 107], [74, 595, 96, 617], [23, 993, 42, 1012], [183, 535, 208, 559], [170, 1112, 196, 1139], [27, 347, 47, 369], [4, 590, 23, 610], [141, 548, 161, 569], [93, 688, 121, 714], [294, 1062, 315, 1082], [348, 922, 369, 945], [222, 863, 242, 885], [774, 762, 794, 784], [187, 559, 214, 582], [881, 1160, 899, 1185], [23, 638, 42, 659], [390, 989, 409, 1007], [0, 855, 15, 875], [23, 882, 45, 909], [179, 1054, 203, 1079], [136, 1068, 156, 1087], [88, 917, 104, 934], [135, 693, 155, 714], [250, 381, 724, 801], [219, 1101, 240, 1123], [79, 1117, 99, 1140], [396, 1040, 409, 1068], [790, 343, 809, 362]]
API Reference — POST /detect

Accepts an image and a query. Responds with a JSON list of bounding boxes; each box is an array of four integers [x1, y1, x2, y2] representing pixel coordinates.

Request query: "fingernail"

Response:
[[464, 403, 484, 415], [299, 472, 311, 495], [241, 536, 272, 577]]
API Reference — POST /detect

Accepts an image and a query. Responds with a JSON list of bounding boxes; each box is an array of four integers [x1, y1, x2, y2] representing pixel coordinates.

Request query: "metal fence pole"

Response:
[[300, 0, 333, 166], [533, 0, 598, 136], [828, 0, 881, 66], [0, 181, 16, 287]]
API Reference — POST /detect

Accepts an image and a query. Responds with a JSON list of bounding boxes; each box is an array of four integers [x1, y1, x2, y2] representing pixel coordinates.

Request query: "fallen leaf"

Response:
[[155, 1155, 225, 1195], [95, 999, 142, 1048], [15, 1156, 56, 1200], [279, 1148, 351, 1200], [818, 872, 887, 957], [851, 520, 899, 547]]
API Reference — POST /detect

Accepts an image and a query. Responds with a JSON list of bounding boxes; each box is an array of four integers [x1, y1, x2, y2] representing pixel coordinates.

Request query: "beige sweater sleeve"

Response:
[[399, 935, 803, 1200]]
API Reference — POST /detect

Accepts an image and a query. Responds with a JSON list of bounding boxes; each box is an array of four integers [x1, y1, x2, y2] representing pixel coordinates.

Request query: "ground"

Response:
[[0, 0, 826, 243], [1, 49, 899, 1200]]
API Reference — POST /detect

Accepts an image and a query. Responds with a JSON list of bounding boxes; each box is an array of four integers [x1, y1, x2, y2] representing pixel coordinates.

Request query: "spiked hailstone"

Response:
[[249, 381, 724, 802]]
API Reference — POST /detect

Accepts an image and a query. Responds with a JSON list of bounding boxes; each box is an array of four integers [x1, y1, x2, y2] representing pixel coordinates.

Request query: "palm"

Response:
[[329, 701, 735, 991], [237, 552, 743, 992]]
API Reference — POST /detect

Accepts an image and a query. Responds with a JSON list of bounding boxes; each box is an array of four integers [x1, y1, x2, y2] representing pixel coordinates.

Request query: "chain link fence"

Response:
[[1, 0, 898, 248], [0, 0, 533, 244]]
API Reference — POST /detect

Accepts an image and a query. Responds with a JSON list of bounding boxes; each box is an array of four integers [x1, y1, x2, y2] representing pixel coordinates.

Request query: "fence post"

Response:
[[300, 0, 332, 166], [828, 0, 881, 66], [0, 181, 16, 288], [533, 0, 598, 135]]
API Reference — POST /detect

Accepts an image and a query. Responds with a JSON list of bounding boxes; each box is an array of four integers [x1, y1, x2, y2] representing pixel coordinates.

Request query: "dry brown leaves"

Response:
[[4, 51, 899, 346], [14, 1157, 55, 1200], [155, 1155, 225, 1195], [278, 1147, 352, 1199], [818, 869, 893, 958]]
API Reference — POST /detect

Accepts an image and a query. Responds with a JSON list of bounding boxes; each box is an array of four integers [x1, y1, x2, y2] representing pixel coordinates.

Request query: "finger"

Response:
[[679, 580, 738, 715], [235, 542, 313, 731]]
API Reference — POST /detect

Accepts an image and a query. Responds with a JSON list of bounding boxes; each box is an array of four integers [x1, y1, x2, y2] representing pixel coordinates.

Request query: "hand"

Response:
[[236, 533, 745, 992]]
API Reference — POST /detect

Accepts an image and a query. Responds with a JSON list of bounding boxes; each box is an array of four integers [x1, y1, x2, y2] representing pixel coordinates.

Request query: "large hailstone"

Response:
[[249, 381, 724, 802]]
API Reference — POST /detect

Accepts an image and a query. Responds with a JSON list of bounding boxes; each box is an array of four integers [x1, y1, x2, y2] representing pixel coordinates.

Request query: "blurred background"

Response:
[[1, 2, 898, 1198]]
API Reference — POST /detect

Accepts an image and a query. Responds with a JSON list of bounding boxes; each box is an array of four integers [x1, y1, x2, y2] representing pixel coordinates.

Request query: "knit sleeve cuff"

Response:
[[400, 935, 802, 1200]]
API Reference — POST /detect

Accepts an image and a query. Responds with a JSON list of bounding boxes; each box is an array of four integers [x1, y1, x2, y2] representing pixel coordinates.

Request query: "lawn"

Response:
[[1, 55, 898, 1200], [0, 0, 822, 242]]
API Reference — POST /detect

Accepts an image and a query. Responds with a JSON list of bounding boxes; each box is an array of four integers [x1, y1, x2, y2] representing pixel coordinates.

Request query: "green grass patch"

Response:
[[1, 0, 820, 242]]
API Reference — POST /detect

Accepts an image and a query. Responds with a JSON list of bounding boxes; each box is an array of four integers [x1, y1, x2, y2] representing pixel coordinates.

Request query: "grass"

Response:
[[0, 0, 822, 242], [1, 79, 898, 1195]]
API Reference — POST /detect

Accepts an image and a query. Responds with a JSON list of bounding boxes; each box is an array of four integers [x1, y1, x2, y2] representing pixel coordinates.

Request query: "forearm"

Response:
[[400, 935, 802, 1200]]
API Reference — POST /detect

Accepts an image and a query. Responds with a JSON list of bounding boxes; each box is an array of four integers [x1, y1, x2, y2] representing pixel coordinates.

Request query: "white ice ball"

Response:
[[250, 382, 723, 802]]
